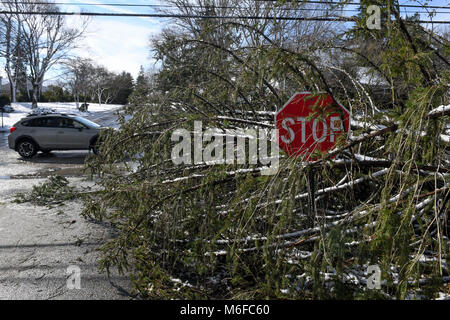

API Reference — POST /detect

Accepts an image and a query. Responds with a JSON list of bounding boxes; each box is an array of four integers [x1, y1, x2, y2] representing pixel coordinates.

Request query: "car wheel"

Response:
[[91, 140, 100, 155], [17, 139, 38, 158], [92, 145, 101, 155]]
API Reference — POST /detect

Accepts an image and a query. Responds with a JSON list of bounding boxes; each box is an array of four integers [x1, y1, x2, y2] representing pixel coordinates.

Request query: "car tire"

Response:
[[17, 139, 38, 158], [91, 139, 100, 155]]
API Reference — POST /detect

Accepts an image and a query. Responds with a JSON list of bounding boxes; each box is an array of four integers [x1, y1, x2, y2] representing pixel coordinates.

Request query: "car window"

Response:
[[45, 117, 59, 127], [21, 118, 35, 127], [73, 120, 87, 129], [22, 118, 46, 127], [23, 117, 60, 127], [58, 117, 74, 128], [73, 117, 101, 129], [58, 118, 87, 129]]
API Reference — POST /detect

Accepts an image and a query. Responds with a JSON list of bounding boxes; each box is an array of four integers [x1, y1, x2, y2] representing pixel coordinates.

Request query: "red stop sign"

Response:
[[276, 92, 350, 160]]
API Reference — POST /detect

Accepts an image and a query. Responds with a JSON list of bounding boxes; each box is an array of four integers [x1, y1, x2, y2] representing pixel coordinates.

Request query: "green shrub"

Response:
[[0, 94, 11, 107]]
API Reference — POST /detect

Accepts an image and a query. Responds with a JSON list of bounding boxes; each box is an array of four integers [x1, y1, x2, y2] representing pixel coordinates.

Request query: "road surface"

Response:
[[0, 109, 135, 300]]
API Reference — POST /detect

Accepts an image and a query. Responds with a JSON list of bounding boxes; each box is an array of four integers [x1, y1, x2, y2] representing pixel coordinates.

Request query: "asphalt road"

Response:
[[0, 132, 8, 149], [0, 109, 136, 300]]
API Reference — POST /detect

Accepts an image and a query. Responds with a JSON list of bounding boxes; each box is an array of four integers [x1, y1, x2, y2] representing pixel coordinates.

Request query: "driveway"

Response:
[[0, 110, 135, 300]]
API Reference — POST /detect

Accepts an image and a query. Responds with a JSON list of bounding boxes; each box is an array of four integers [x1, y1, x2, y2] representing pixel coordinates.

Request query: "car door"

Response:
[[72, 120, 94, 148], [56, 117, 91, 149], [29, 117, 62, 149]]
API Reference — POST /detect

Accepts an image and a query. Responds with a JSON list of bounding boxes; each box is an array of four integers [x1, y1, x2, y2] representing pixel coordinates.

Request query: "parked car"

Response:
[[0, 105, 14, 113], [8, 113, 103, 158]]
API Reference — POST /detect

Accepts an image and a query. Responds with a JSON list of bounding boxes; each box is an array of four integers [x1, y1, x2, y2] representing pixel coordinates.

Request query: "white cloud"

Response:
[[73, 18, 160, 77], [61, 0, 164, 78]]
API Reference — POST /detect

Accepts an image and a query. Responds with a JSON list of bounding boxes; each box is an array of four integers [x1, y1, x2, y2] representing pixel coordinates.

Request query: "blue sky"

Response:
[[61, 0, 165, 79], [397, 0, 449, 23], [62, 0, 448, 79], [1, 0, 448, 83]]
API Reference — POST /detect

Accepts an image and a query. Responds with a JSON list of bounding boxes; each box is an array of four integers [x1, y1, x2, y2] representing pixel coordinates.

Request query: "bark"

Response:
[[31, 82, 40, 108]]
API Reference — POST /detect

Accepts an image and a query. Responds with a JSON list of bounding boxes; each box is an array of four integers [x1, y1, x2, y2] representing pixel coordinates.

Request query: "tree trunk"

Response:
[[10, 81, 17, 103], [31, 83, 39, 108], [5, 70, 17, 103], [98, 87, 102, 106], [74, 94, 79, 110]]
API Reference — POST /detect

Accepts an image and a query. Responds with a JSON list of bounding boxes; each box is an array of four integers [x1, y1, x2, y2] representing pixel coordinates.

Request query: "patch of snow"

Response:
[[170, 278, 182, 284], [356, 67, 390, 86], [428, 104, 450, 117], [440, 134, 450, 143], [353, 154, 388, 162], [351, 119, 387, 131], [436, 292, 449, 300]]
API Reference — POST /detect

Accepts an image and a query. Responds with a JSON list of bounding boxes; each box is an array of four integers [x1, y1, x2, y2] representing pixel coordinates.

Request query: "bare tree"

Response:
[[64, 59, 132, 106], [91, 65, 111, 106], [0, 0, 25, 103], [63, 57, 94, 109], [15, 0, 88, 108]]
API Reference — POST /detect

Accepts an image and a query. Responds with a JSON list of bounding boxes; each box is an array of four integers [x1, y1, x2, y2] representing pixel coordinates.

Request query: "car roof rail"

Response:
[[26, 108, 58, 117]]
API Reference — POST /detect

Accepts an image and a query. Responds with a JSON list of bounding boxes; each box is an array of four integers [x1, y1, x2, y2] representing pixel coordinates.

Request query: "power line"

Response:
[[2, 1, 449, 10], [255, 0, 450, 10], [1, 10, 449, 23], [0, 10, 355, 21], [1, 1, 447, 17], [50, 5, 450, 15]]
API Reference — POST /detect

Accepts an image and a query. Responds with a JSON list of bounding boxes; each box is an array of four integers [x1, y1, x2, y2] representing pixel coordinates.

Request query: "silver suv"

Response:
[[8, 113, 102, 158]]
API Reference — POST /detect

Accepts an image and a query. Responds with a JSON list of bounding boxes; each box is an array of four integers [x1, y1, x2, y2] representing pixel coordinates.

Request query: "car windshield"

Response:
[[73, 116, 101, 129]]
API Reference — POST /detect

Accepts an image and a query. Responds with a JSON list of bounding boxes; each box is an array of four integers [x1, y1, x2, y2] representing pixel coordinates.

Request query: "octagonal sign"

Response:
[[275, 92, 350, 160]]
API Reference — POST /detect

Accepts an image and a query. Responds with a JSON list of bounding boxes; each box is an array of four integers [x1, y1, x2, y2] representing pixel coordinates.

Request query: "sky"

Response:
[[60, 0, 165, 79], [60, 0, 450, 81], [0, 0, 449, 84], [1, 0, 166, 83]]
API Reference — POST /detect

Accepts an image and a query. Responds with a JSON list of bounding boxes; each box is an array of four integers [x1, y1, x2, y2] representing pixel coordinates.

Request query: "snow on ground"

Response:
[[0, 102, 123, 132]]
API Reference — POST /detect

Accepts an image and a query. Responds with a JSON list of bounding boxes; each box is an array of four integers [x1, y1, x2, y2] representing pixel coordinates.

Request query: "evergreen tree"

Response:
[[112, 72, 134, 105], [131, 66, 151, 99]]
